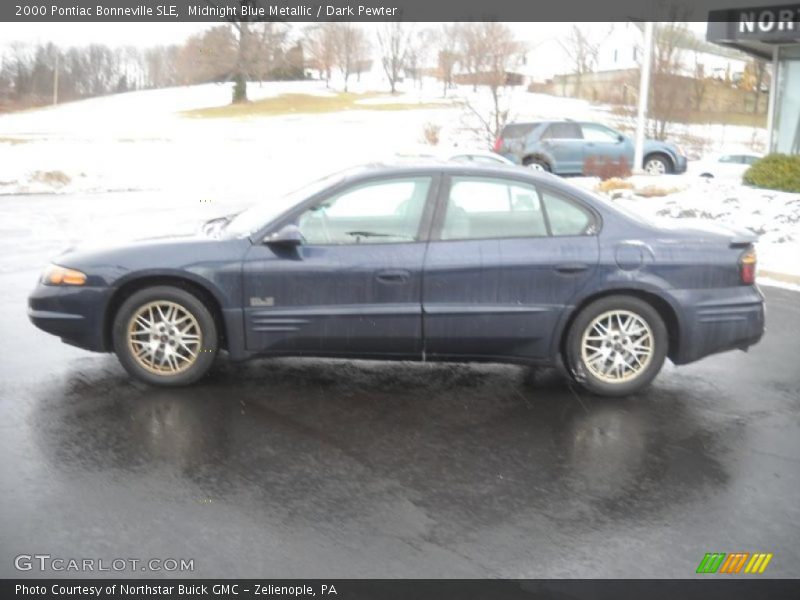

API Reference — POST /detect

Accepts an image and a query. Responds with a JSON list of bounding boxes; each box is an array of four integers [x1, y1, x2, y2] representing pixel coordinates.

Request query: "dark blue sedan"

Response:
[[28, 163, 765, 396]]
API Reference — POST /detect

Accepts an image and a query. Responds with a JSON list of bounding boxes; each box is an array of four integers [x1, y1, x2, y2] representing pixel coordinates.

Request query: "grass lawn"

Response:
[[182, 92, 449, 119], [0, 137, 32, 145]]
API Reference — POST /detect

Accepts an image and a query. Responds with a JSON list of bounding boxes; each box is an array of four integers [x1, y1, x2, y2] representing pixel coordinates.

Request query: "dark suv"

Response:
[[494, 120, 688, 176]]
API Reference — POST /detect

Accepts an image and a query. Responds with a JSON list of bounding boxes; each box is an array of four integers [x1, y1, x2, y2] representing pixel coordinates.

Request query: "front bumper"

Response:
[[670, 285, 765, 365], [28, 283, 112, 352], [673, 154, 688, 174]]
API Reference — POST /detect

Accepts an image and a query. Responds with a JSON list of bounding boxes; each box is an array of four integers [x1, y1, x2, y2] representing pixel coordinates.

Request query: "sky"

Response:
[[0, 21, 709, 48], [0, 21, 715, 81]]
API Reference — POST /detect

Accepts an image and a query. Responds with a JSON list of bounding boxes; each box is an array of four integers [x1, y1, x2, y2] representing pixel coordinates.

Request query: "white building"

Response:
[[596, 22, 749, 81]]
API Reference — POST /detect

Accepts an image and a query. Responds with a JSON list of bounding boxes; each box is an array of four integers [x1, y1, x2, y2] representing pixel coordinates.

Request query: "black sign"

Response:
[[709, 4, 800, 43]]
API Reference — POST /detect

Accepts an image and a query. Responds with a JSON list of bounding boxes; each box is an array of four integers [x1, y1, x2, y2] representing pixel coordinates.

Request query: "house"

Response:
[[597, 22, 749, 81]]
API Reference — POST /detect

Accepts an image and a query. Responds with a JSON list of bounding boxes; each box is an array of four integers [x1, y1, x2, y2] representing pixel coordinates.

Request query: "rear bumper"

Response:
[[28, 283, 112, 352], [671, 285, 765, 365], [673, 154, 688, 174]]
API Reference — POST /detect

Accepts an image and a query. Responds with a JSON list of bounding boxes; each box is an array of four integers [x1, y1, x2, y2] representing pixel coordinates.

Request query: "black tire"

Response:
[[524, 157, 551, 172], [643, 153, 673, 175], [112, 285, 218, 386], [565, 295, 668, 397]]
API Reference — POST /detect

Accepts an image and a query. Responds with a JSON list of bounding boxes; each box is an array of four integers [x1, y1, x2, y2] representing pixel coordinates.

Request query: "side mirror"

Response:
[[264, 224, 303, 246], [617, 134, 625, 143]]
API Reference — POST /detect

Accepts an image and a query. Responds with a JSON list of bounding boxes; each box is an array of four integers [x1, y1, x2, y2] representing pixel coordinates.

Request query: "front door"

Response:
[[242, 175, 437, 357], [580, 123, 633, 171], [422, 175, 599, 360]]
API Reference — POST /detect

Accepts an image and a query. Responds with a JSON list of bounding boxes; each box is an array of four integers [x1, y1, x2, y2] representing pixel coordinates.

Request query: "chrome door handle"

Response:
[[555, 262, 589, 274]]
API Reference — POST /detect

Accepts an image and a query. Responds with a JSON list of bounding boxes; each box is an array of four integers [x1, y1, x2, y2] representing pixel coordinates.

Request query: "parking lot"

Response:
[[1, 191, 799, 579]]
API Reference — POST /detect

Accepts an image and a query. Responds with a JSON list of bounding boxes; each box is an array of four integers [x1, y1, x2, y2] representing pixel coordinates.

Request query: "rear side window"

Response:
[[441, 177, 547, 240], [541, 190, 595, 236], [542, 122, 583, 140], [501, 123, 537, 139]]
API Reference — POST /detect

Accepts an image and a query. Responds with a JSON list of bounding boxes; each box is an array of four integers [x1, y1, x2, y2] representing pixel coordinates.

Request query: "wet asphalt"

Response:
[[1, 193, 799, 579]]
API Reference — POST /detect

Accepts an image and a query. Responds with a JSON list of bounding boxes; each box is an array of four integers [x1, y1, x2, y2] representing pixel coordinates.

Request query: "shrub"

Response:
[[743, 154, 800, 193], [596, 177, 634, 193], [421, 122, 441, 146], [583, 155, 632, 180]]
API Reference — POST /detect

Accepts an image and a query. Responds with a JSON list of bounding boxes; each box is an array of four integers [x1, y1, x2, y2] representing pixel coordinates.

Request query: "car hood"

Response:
[[59, 232, 202, 255], [51, 230, 250, 284]]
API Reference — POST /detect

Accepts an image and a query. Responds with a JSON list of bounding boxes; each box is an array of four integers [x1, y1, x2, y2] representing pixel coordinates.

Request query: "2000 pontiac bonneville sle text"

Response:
[[28, 162, 765, 396]]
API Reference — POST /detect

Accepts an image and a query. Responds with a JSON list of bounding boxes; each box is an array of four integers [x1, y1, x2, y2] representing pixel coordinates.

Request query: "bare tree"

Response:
[[376, 22, 411, 94], [649, 20, 689, 139], [405, 27, 435, 89], [332, 23, 369, 92], [558, 25, 603, 99], [747, 58, 768, 114], [205, 0, 274, 103], [457, 23, 489, 91], [434, 24, 460, 98], [303, 23, 337, 86], [248, 23, 290, 81], [176, 26, 237, 84], [688, 40, 709, 111], [463, 23, 525, 144]]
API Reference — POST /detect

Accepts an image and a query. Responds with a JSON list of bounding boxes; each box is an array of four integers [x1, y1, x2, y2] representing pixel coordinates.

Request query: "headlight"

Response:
[[41, 264, 87, 286]]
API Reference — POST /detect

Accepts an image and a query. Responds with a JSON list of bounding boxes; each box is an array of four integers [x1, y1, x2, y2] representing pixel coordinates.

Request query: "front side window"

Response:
[[581, 124, 621, 143], [298, 177, 431, 244], [441, 177, 548, 240]]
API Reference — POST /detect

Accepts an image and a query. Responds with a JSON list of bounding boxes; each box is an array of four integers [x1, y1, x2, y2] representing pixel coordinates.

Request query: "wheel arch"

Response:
[[522, 153, 552, 169], [103, 274, 228, 352], [643, 151, 675, 172], [558, 288, 681, 363]]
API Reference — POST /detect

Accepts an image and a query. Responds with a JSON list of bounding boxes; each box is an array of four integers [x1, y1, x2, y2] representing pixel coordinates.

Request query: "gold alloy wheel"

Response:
[[580, 309, 654, 384], [127, 301, 202, 375]]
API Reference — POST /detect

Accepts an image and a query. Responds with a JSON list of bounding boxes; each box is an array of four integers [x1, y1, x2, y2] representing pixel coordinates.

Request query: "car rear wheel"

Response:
[[643, 154, 672, 175], [112, 286, 217, 386], [565, 296, 667, 396], [524, 157, 551, 172]]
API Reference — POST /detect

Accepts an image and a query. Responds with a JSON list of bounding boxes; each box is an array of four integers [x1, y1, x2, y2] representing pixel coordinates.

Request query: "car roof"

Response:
[[341, 160, 540, 180]]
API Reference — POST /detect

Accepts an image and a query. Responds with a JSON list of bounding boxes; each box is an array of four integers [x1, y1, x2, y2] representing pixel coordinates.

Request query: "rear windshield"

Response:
[[501, 123, 538, 138]]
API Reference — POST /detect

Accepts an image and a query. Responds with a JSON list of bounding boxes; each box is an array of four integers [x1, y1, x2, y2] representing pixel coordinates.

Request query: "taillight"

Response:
[[492, 137, 503, 152], [740, 247, 756, 285]]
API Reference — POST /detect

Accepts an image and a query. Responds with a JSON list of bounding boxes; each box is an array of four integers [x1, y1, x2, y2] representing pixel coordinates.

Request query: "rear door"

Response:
[[421, 174, 599, 360], [580, 123, 633, 169], [540, 122, 585, 174]]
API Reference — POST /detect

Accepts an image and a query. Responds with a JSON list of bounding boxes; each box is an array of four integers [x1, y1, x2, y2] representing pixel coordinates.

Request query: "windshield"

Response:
[[223, 170, 349, 238]]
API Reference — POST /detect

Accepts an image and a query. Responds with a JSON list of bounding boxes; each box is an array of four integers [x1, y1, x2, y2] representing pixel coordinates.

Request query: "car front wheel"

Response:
[[112, 285, 218, 386], [643, 154, 672, 175], [565, 296, 667, 396]]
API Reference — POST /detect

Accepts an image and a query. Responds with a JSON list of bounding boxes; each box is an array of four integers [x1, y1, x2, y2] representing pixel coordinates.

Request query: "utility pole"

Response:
[[634, 21, 654, 174], [52, 51, 59, 106]]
